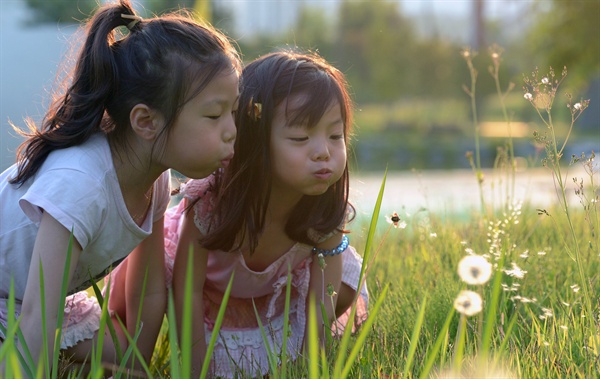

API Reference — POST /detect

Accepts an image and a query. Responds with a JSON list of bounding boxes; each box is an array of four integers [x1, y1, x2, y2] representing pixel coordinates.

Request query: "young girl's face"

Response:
[[270, 95, 346, 198], [160, 69, 239, 179]]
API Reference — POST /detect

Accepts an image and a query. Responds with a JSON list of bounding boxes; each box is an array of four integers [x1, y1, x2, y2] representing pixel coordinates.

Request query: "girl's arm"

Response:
[[123, 217, 167, 367], [19, 211, 83, 372], [306, 233, 344, 346], [172, 202, 208, 377]]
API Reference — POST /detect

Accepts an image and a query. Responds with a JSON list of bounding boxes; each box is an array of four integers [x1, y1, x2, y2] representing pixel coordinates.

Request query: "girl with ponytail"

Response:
[[0, 0, 240, 373]]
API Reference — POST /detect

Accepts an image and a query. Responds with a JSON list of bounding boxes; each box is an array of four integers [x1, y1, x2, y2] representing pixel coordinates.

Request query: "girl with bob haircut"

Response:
[[0, 0, 240, 374], [165, 50, 368, 378]]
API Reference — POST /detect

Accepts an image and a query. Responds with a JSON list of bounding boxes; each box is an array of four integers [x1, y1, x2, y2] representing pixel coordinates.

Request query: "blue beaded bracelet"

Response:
[[312, 235, 349, 257]]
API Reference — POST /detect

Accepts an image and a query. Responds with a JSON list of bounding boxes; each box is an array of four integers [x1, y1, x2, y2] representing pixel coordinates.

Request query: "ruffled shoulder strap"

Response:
[[180, 176, 216, 235]]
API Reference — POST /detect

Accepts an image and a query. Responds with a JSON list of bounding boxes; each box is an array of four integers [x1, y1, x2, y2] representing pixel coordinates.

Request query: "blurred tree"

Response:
[[335, 0, 417, 102], [526, 0, 600, 91], [286, 6, 334, 60], [24, 0, 97, 24]]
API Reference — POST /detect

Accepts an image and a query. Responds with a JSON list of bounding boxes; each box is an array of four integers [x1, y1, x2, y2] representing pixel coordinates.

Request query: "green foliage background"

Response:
[[22, 0, 599, 171]]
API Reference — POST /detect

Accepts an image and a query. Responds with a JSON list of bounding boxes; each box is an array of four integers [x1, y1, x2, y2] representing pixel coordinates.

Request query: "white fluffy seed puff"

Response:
[[457, 255, 492, 285], [454, 290, 483, 316]]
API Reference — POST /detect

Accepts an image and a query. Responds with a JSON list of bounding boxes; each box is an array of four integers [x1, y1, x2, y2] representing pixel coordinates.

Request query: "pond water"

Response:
[[350, 166, 589, 222]]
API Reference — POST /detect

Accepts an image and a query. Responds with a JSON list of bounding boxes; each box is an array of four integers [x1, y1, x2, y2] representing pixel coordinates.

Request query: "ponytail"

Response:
[[10, 0, 240, 186], [11, 0, 142, 185]]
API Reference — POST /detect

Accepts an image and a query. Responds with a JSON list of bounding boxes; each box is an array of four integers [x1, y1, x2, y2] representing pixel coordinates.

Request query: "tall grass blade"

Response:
[[480, 253, 506, 358], [419, 308, 456, 379], [200, 271, 235, 379], [357, 167, 387, 292], [50, 230, 74, 379], [340, 283, 389, 378], [166, 290, 181, 379], [180, 244, 194, 379], [38, 254, 49, 378], [252, 298, 279, 379], [90, 276, 123, 361], [453, 315, 467, 374], [402, 295, 428, 378], [307, 294, 320, 379], [280, 265, 293, 379], [334, 168, 387, 377]]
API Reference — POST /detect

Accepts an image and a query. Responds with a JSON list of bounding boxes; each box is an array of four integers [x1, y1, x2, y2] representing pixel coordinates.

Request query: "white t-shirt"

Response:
[[0, 133, 171, 300]]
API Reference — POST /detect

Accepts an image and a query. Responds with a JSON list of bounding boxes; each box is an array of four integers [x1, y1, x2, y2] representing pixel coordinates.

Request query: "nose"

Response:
[[223, 116, 236, 144], [312, 139, 330, 161]]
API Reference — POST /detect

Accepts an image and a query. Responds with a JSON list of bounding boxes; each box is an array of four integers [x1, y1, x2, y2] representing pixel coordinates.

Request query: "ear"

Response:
[[130, 104, 163, 140]]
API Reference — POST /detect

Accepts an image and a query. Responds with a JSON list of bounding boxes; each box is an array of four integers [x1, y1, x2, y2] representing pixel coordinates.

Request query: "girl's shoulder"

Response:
[[180, 175, 216, 235]]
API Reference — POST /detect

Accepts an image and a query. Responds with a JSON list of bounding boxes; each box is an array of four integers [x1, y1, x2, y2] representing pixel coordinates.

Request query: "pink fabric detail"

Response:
[[159, 177, 370, 378], [0, 292, 101, 349]]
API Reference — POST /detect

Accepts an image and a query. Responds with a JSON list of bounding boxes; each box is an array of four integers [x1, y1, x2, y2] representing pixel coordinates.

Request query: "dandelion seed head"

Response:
[[458, 255, 493, 285], [454, 290, 483, 316]]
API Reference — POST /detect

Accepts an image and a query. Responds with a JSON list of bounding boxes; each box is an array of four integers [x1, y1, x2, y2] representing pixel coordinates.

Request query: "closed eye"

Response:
[[289, 137, 308, 142], [206, 115, 221, 120], [331, 134, 344, 140]]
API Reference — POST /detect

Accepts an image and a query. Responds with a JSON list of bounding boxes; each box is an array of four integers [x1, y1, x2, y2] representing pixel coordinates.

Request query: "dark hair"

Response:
[[203, 50, 354, 253], [10, 0, 240, 185]]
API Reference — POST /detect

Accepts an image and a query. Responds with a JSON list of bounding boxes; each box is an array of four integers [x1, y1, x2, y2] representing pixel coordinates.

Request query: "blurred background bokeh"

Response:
[[1, 0, 598, 214]]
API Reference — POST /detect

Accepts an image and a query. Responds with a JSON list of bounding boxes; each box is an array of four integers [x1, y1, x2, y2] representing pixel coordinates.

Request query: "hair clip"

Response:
[[247, 98, 262, 120], [121, 13, 143, 31]]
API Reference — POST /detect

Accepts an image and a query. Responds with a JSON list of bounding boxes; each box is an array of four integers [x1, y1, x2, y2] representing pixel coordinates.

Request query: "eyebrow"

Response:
[[202, 95, 240, 107]]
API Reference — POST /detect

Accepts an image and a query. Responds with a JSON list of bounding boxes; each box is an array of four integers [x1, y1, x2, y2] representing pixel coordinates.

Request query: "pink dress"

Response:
[[164, 178, 369, 378]]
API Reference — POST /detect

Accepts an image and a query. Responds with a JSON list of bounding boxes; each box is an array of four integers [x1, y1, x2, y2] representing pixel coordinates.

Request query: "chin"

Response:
[[183, 167, 217, 180], [304, 186, 330, 196]]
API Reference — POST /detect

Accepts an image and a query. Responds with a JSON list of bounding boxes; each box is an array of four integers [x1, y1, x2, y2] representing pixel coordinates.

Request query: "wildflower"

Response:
[[524, 92, 533, 100], [504, 262, 527, 279], [458, 255, 493, 285], [574, 102, 582, 110], [317, 253, 326, 270], [519, 250, 529, 259], [542, 77, 549, 84], [560, 325, 568, 331], [429, 232, 437, 238], [454, 290, 483, 316], [326, 283, 337, 297], [385, 212, 406, 229], [571, 284, 580, 293], [537, 251, 547, 256]]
